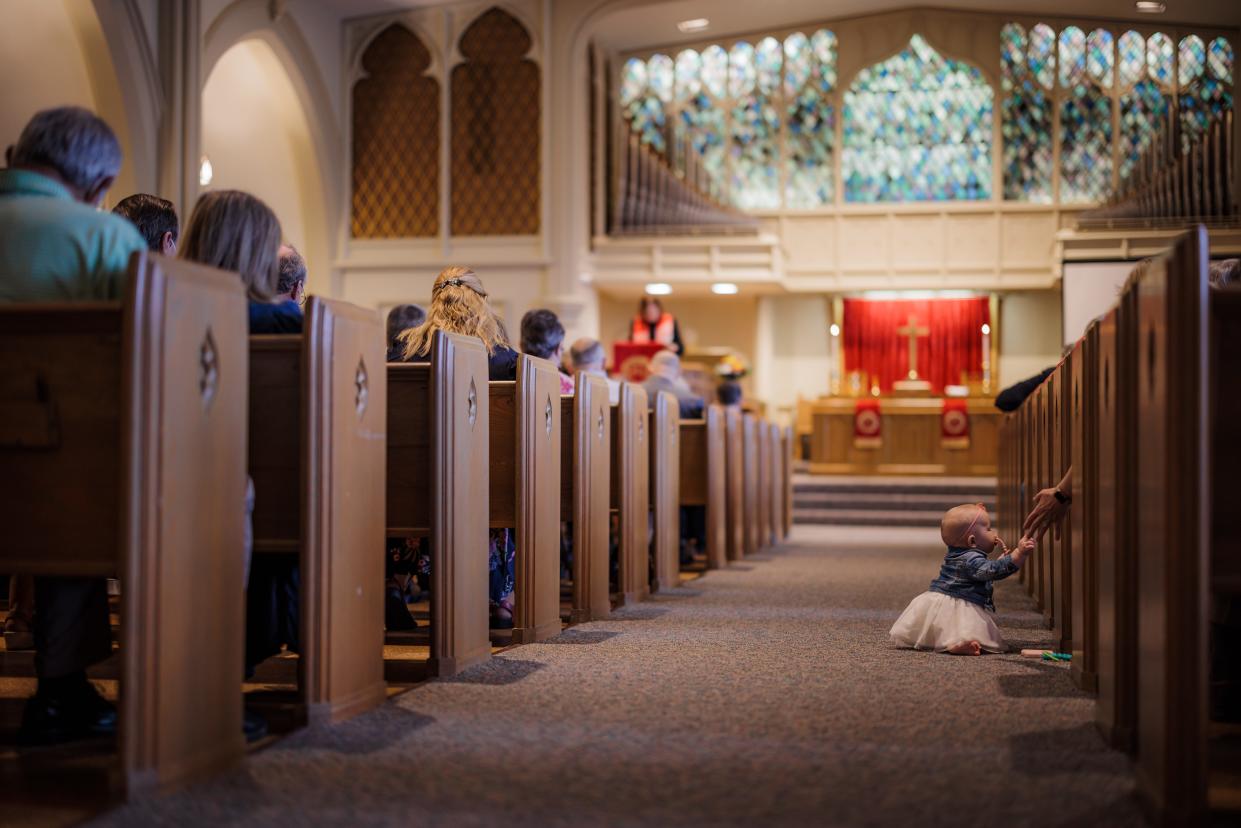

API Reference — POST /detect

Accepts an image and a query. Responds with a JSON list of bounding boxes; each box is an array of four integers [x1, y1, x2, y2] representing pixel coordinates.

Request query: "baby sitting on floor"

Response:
[[889, 503, 1035, 656]]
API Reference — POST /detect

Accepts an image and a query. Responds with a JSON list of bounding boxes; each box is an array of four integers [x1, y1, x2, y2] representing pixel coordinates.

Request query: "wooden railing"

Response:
[[1079, 110, 1235, 228]]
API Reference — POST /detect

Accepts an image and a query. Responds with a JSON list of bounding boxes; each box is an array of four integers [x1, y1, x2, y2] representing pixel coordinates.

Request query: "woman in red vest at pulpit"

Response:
[[631, 296, 683, 354]]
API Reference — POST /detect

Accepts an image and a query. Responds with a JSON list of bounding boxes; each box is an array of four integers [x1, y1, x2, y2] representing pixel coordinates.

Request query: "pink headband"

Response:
[[961, 503, 986, 546]]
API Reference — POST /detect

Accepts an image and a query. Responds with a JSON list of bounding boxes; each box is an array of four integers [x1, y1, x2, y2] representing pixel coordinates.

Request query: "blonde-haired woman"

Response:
[[397, 265, 518, 381], [180, 189, 300, 334], [389, 266, 519, 629]]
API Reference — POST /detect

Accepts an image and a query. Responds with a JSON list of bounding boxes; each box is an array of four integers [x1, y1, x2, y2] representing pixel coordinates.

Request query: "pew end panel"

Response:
[[650, 391, 680, 592], [742, 414, 760, 558], [723, 408, 745, 561], [124, 255, 250, 793], [428, 333, 492, 676], [680, 405, 728, 570], [1094, 307, 1137, 752], [0, 252, 251, 796], [768, 422, 783, 547], [566, 374, 612, 623], [783, 425, 794, 539], [1070, 332, 1099, 694], [611, 383, 651, 605], [511, 355, 562, 644], [756, 418, 771, 549], [1133, 226, 1211, 824], [301, 297, 388, 725]]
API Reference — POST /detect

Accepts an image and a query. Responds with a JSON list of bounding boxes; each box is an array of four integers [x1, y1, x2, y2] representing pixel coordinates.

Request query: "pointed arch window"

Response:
[[451, 7, 540, 236], [351, 24, 439, 238], [1058, 26, 1113, 203], [1001, 22, 1055, 201], [842, 35, 992, 202]]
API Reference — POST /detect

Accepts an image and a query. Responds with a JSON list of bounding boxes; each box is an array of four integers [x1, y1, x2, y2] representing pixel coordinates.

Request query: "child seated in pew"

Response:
[[889, 504, 1034, 656], [391, 267, 519, 629]]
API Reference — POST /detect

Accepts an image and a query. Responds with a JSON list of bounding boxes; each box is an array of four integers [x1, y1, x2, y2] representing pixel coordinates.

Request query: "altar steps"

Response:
[[792, 473, 997, 528]]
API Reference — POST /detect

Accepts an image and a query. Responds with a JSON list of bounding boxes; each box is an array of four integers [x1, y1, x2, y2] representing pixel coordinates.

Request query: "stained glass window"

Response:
[[1116, 32, 1169, 181], [730, 39, 781, 209], [1147, 32, 1174, 85], [842, 34, 991, 202], [1059, 26, 1111, 203], [1179, 35, 1233, 151], [620, 57, 667, 152], [784, 29, 835, 207], [1002, 23, 1054, 201]]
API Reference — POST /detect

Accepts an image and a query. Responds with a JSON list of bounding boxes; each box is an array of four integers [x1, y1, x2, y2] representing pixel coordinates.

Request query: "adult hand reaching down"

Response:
[[1023, 467, 1073, 541]]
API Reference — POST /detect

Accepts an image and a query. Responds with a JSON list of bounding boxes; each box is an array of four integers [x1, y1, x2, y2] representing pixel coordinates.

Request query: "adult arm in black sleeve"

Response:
[[671, 319, 685, 354], [993, 366, 1055, 412]]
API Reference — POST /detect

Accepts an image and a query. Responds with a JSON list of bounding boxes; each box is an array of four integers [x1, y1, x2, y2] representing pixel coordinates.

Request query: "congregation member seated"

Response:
[[520, 308, 574, 394], [392, 266, 520, 629], [717, 381, 743, 409], [112, 193, 179, 255], [179, 189, 292, 736], [1, 106, 146, 744], [631, 296, 683, 354], [385, 303, 426, 362], [569, 337, 621, 404], [643, 350, 704, 418]]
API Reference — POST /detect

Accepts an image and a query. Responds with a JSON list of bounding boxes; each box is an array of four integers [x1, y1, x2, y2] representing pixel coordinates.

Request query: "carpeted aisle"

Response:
[[94, 526, 1142, 827]]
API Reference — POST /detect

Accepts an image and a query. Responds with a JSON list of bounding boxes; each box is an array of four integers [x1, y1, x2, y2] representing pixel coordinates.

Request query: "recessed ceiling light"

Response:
[[677, 18, 709, 33], [1135, 1, 1166, 12], [711, 282, 738, 295], [645, 282, 672, 295]]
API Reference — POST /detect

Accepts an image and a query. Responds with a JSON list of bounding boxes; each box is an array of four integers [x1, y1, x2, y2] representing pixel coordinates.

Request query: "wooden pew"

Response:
[[1052, 352, 1074, 653], [767, 422, 783, 546], [1069, 333, 1098, 692], [1130, 226, 1228, 823], [386, 332, 491, 676], [612, 383, 650, 605], [724, 407, 745, 561], [0, 252, 247, 795], [489, 356, 562, 643], [783, 425, 794, 539], [649, 390, 680, 592], [756, 418, 771, 549], [559, 373, 611, 623], [1093, 305, 1138, 751], [1036, 380, 1053, 624], [678, 404, 728, 569], [742, 414, 761, 557], [249, 296, 388, 725]]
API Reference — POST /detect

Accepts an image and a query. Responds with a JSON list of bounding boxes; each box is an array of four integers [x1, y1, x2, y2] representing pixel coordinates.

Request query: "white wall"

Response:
[[756, 295, 831, 420], [0, 0, 136, 197], [998, 290, 1063, 389], [201, 38, 330, 294], [1061, 261, 1136, 346]]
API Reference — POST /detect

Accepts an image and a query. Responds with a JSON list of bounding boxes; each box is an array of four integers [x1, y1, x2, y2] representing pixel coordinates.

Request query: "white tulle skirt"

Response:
[[889, 591, 1007, 653]]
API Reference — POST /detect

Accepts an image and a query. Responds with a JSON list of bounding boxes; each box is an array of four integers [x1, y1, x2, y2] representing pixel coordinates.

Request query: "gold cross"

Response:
[[896, 315, 930, 380]]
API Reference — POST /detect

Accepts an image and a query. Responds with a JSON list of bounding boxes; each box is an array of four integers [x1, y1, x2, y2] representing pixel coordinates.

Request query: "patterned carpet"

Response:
[[91, 525, 1142, 827]]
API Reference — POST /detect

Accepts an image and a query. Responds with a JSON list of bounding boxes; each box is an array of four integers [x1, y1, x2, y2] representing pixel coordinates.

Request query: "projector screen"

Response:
[[1061, 261, 1137, 346]]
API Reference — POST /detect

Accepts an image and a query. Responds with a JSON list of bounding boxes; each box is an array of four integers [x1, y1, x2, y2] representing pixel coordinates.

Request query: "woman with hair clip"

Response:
[[391, 266, 520, 629]]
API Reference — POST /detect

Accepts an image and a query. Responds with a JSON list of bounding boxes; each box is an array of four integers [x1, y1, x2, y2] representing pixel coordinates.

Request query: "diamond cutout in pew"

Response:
[[355, 357, 369, 416], [597, 408, 605, 440], [467, 378, 478, 427], [199, 328, 219, 410], [545, 394, 553, 438]]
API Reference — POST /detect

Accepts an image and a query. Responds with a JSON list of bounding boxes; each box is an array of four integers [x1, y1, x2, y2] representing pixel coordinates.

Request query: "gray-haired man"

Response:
[[1, 107, 145, 744]]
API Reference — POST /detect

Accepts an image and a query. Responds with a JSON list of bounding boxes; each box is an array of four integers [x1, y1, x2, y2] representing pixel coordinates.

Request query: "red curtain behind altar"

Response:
[[842, 298, 990, 393]]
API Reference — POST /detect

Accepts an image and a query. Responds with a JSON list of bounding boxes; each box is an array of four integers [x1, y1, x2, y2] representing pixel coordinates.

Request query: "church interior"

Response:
[[1, 0, 1239, 824]]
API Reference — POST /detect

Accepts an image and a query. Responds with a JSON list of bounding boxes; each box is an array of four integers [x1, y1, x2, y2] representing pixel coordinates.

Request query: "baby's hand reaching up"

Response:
[[1018, 536, 1036, 554]]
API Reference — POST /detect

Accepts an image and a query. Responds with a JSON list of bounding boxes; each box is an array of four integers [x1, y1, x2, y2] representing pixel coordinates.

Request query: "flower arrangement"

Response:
[[714, 353, 749, 380]]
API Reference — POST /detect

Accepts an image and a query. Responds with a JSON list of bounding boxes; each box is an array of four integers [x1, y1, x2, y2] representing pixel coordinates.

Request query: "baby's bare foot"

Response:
[[947, 640, 982, 656]]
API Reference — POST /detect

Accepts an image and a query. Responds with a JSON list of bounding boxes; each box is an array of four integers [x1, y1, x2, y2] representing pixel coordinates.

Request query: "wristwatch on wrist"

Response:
[[1053, 489, 1071, 505]]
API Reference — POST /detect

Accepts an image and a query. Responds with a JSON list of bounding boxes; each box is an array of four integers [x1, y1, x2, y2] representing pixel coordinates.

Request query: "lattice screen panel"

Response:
[[352, 24, 440, 238], [451, 8, 540, 236]]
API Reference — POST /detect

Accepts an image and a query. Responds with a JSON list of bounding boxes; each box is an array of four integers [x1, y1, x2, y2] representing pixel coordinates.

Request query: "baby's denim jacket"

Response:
[[927, 546, 1019, 612]]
